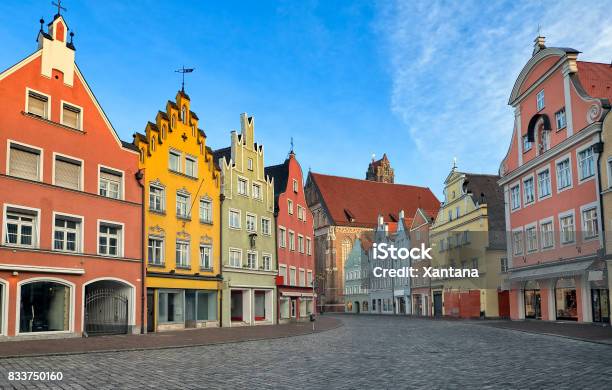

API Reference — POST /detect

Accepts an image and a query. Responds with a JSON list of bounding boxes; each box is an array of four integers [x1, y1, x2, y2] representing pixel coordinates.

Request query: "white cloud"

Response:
[[377, 0, 612, 178]]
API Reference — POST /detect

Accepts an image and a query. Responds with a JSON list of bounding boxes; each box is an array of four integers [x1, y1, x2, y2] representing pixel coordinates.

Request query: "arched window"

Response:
[[139, 148, 145, 163], [150, 136, 156, 152], [161, 125, 167, 139], [181, 106, 187, 124], [341, 238, 352, 265], [171, 115, 176, 130], [191, 125, 196, 137], [19, 280, 71, 333]]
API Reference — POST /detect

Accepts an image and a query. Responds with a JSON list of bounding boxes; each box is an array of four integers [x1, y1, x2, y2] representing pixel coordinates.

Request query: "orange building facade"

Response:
[[0, 14, 143, 338]]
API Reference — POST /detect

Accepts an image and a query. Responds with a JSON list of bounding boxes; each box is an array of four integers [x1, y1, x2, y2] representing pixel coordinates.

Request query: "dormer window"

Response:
[[171, 115, 176, 130], [61, 102, 82, 130], [26, 90, 49, 119], [150, 137, 156, 152], [161, 125, 167, 139], [536, 90, 545, 111]]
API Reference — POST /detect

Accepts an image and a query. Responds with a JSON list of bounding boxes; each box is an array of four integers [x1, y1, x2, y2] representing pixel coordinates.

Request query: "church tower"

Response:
[[366, 153, 394, 183]]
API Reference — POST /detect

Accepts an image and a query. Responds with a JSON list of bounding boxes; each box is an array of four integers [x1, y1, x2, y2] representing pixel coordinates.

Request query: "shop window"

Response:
[[254, 291, 267, 321], [158, 290, 184, 323], [280, 298, 290, 319], [555, 278, 577, 321], [19, 281, 70, 333]]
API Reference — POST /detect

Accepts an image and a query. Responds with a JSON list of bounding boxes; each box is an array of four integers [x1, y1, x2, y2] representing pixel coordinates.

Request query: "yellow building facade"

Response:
[[429, 168, 507, 318], [134, 91, 222, 332]]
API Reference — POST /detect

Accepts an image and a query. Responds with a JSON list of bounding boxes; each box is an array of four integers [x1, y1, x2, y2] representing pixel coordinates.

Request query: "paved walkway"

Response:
[[477, 319, 612, 344], [0, 316, 341, 359]]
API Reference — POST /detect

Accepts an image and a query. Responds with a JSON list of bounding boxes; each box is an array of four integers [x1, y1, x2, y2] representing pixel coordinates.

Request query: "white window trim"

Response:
[[579, 201, 600, 242], [557, 209, 576, 246], [246, 212, 257, 233], [261, 252, 273, 271], [524, 222, 538, 253], [298, 267, 305, 287], [246, 250, 258, 269], [147, 235, 165, 265], [199, 244, 213, 270], [511, 226, 524, 257], [169, 149, 182, 173], [59, 99, 84, 130], [306, 237, 312, 255], [98, 164, 125, 200], [278, 225, 287, 248], [288, 199, 294, 215], [297, 234, 304, 253], [575, 142, 596, 185], [536, 89, 545, 111], [149, 182, 166, 212], [509, 180, 521, 212], [96, 219, 125, 257], [522, 173, 535, 207], [536, 164, 552, 201], [176, 191, 191, 219], [539, 216, 555, 251], [289, 266, 297, 286], [51, 211, 85, 253], [261, 217, 272, 236], [279, 264, 287, 279], [175, 239, 191, 268], [236, 175, 250, 197], [52, 152, 84, 190], [185, 154, 198, 178], [555, 153, 573, 194], [288, 229, 296, 251], [199, 197, 213, 223], [6, 139, 44, 182], [228, 247, 243, 268], [25, 87, 51, 120], [293, 179, 298, 193], [2, 203, 41, 248], [229, 208, 242, 230], [251, 182, 263, 201]]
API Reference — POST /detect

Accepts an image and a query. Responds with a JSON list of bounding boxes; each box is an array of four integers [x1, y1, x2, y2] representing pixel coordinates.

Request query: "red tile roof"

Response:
[[310, 172, 440, 228], [577, 61, 612, 101]]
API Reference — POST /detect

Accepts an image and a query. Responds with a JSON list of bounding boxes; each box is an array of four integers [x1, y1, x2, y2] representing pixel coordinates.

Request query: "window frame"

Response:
[[52, 152, 83, 191], [539, 217, 555, 250], [149, 183, 165, 213], [536, 165, 552, 200], [261, 217, 271, 236], [199, 198, 213, 224], [509, 181, 521, 211], [229, 208, 241, 230], [2, 204, 41, 248], [246, 213, 257, 233], [228, 248, 242, 268], [555, 107, 567, 130], [52, 212, 84, 253], [246, 250, 258, 269], [97, 219, 124, 257], [511, 227, 524, 256], [175, 239, 190, 269], [576, 144, 596, 183], [98, 165, 125, 200], [147, 235, 164, 266], [555, 154, 573, 193], [199, 244, 213, 270], [580, 202, 599, 241], [262, 253, 272, 271], [25, 88, 51, 120], [59, 100, 84, 130], [185, 155, 198, 178], [237, 176, 249, 196], [536, 89, 545, 111], [278, 226, 287, 248], [6, 140, 44, 182], [558, 209, 576, 245], [169, 149, 182, 173], [522, 174, 535, 206], [176, 191, 191, 219], [525, 223, 538, 253]]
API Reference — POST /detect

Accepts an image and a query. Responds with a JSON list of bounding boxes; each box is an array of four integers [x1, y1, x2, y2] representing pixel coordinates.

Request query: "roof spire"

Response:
[[533, 24, 546, 55], [52, 0, 66, 17], [175, 66, 194, 92], [452, 157, 457, 170]]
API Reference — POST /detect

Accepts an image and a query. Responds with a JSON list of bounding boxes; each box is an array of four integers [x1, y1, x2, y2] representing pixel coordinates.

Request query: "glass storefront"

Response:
[[0, 284, 3, 333], [20, 281, 70, 333], [555, 278, 577, 321], [230, 290, 243, 321], [254, 291, 266, 321], [159, 289, 217, 325], [591, 289, 610, 323], [524, 280, 541, 319]]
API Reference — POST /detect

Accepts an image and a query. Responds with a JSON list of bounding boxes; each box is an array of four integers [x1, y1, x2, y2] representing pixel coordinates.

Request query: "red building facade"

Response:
[[266, 152, 315, 322], [499, 37, 611, 323], [0, 14, 143, 338]]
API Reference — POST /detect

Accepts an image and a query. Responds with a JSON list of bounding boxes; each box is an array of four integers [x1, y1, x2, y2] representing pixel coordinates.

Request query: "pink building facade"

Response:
[[499, 37, 611, 323]]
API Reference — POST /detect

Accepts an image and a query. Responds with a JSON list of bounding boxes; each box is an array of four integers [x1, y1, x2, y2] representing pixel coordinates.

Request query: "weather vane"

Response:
[[175, 66, 194, 92], [52, 0, 67, 16]]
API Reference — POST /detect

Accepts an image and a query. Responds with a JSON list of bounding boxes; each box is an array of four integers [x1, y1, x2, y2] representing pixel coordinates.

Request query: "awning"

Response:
[[507, 260, 593, 282]]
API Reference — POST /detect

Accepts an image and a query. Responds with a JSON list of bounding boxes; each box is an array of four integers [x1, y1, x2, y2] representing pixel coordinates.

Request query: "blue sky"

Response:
[[1, 0, 611, 198]]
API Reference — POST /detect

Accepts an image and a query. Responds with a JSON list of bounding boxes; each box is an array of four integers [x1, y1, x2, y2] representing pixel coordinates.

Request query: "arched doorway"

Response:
[[84, 279, 133, 336], [555, 278, 577, 321], [19, 279, 72, 334], [523, 280, 541, 319], [355, 301, 360, 313]]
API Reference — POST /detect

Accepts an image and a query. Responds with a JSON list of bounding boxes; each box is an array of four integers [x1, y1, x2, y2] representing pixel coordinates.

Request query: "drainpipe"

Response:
[[135, 168, 146, 335], [594, 134, 605, 254], [219, 193, 224, 327]]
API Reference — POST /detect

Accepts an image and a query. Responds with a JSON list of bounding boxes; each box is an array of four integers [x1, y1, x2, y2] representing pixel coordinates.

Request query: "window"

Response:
[[523, 177, 534, 204], [20, 281, 70, 333], [279, 227, 287, 247], [149, 184, 164, 212], [181, 106, 187, 124], [538, 169, 551, 198], [4, 209, 37, 247], [556, 158, 571, 190], [8, 143, 41, 181], [523, 135, 532, 152], [176, 192, 190, 218], [176, 240, 190, 268], [306, 237, 312, 255], [247, 158, 253, 171], [298, 235, 304, 253], [185, 156, 197, 178], [293, 179, 298, 193], [169, 151, 181, 172], [455, 206, 460, 219], [53, 216, 81, 252], [61, 102, 81, 130], [582, 207, 598, 239], [247, 252, 257, 269], [199, 199, 212, 223], [279, 264, 287, 281], [246, 214, 256, 232], [288, 199, 294, 214], [555, 107, 566, 129], [99, 223, 121, 256], [99, 168, 122, 199], [297, 206, 304, 221], [560, 214, 575, 244], [511, 185, 521, 210], [252, 183, 261, 200], [148, 236, 164, 265], [500, 258, 508, 273], [54, 155, 81, 190], [536, 90, 545, 110], [290, 300, 297, 318], [262, 254, 271, 270], [578, 147, 595, 180], [27, 90, 49, 119], [299, 269, 305, 287], [229, 249, 242, 267], [289, 267, 296, 286], [512, 230, 523, 256], [229, 210, 241, 229], [526, 226, 537, 252], [289, 231, 295, 251], [237, 178, 248, 195], [307, 270, 313, 286], [471, 258, 478, 270], [541, 221, 554, 249], [171, 115, 176, 130], [261, 218, 271, 235], [540, 130, 550, 152], [448, 210, 453, 221], [200, 245, 212, 269]]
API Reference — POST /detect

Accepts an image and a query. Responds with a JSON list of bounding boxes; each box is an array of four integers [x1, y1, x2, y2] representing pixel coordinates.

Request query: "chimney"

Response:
[[533, 35, 546, 56]]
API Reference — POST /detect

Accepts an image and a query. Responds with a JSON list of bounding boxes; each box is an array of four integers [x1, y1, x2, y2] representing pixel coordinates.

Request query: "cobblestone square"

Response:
[[1, 315, 611, 389]]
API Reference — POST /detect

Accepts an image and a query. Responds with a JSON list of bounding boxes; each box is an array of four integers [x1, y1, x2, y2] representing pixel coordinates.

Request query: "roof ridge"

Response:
[[311, 171, 431, 190]]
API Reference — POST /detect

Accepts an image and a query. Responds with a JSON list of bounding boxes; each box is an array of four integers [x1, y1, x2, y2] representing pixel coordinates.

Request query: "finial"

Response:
[[289, 137, 294, 155], [52, 0, 67, 16], [39, 18, 44, 31], [452, 157, 457, 170], [175, 66, 194, 92], [69, 31, 74, 44], [371, 153, 376, 162]]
